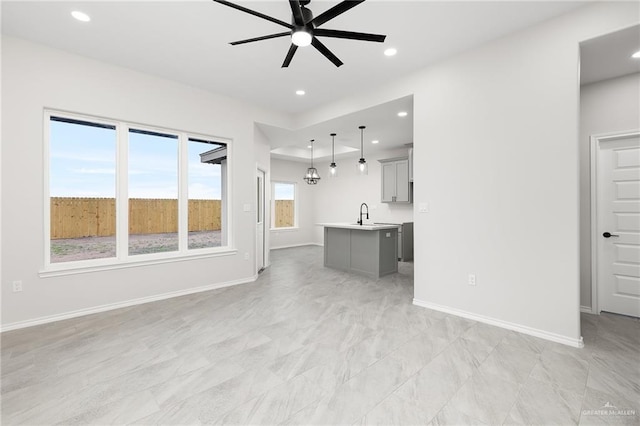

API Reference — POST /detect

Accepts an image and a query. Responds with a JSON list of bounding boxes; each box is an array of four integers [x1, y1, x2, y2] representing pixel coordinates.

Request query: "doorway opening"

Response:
[[579, 25, 640, 318]]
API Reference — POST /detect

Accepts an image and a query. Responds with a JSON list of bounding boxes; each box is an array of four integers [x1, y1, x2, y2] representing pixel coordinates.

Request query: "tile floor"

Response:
[[1, 246, 639, 425]]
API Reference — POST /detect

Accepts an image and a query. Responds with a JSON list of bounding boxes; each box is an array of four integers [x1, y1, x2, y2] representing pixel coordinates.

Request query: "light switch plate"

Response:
[[243, 204, 251, 212], [419, 203, 429, 213]]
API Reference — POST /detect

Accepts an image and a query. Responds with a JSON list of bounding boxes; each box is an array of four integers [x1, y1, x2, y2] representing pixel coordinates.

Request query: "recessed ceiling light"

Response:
[[632, 50, 640, 59], [384, 48, 397, 57], [397, 111, 408, 117], [307, 145, 312, 148], [371, 140, 379, 144], [296, 90, 306, 96], [71, 11, 91, 22]]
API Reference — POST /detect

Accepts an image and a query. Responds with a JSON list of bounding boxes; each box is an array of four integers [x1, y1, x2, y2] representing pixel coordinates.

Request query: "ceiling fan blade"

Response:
[[282, 44, 299, 68], [311, 37, 343, 67], [289, 0, 304, 26], [230, 32, 291, 46], [314, 28, 386, 43], [311, 0, 365, 27], [213, 0, 292, 29]]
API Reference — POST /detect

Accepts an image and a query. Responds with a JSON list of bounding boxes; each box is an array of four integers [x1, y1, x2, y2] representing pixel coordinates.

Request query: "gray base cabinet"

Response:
[[324, 227, 398, 279]]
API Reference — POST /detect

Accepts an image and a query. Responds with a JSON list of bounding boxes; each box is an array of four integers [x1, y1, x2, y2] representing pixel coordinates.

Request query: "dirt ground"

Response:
[[51, 230, 222, 263]]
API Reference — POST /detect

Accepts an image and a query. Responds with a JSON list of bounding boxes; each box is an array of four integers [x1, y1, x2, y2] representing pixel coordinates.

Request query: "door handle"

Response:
[[603, 232, 620, 238]]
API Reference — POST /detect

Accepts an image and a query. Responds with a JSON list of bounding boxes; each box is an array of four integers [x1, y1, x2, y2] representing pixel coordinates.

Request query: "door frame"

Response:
[[589, 129, 640, 315], [256, 165, 269, 273]]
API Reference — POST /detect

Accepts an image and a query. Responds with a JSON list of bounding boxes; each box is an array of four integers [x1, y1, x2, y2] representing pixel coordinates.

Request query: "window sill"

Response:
[[270, 227, 299, 232], [39, 248, 238, 278]]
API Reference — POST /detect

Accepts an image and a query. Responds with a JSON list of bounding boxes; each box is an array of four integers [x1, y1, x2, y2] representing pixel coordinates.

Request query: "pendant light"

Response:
[[357, 125, 368, 175], [329, 133, 338, 177], [303, 139, 321, 184]]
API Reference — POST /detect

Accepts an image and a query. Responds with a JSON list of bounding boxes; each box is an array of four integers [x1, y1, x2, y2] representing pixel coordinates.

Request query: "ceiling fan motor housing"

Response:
[[293, 6, 314, 37], [299, 5, 313, 25]]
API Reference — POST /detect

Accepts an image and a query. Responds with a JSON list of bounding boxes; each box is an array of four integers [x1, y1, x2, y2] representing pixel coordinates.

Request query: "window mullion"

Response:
[[179, 133, 189, 253], [117, 124, 129, 260]]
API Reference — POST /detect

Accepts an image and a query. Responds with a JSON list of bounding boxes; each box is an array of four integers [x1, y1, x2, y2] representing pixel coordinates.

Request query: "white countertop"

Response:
[[317, 223, 400, 231]]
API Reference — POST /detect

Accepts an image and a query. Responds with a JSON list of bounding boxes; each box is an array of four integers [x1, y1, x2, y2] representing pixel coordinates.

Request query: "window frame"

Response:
[[271, 180, 298, 230], [42, 109, 235, 277]]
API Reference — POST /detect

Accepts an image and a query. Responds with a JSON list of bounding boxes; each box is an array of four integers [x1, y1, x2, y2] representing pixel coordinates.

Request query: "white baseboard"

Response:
[[413, 298, 584, 348], [270, 242, 322, 250], [0, 275, 259, 333], [580, 305, 595, 314]]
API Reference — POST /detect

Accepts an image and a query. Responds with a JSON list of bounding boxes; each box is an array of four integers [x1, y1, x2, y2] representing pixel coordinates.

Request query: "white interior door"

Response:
[[257, 169, 266, 273], [595, 132, 640, 317]]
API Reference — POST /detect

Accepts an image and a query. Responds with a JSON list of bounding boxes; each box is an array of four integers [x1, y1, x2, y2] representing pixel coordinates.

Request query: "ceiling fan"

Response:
[[212, 0, 387, 68]]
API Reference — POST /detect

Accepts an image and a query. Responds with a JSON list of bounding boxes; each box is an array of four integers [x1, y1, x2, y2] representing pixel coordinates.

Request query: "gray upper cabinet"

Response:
[[379, 157, 412, 203]]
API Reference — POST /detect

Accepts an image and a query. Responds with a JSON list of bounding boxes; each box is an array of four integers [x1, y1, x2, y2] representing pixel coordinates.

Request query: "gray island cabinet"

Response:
[[319, 223, 399, 279]]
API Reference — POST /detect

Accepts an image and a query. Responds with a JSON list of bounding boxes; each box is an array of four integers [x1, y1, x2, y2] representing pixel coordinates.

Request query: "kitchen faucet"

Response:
[[357, 203, 369, 225]]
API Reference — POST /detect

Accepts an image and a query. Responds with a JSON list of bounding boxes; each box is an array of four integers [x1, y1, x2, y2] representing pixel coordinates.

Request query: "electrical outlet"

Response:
[[468, 274, 476, 286], [244, 252, 250, 260], [12, 280, 23, 292]]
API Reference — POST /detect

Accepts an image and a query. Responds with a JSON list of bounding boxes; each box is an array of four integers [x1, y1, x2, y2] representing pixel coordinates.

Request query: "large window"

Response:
[[46, 111, 230, 269], [272, 182, 296, 228]]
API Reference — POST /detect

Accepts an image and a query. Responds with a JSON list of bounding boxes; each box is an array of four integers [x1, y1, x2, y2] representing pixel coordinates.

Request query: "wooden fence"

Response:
[[51, 197, 221, 239], [274, 200, 294, 228]]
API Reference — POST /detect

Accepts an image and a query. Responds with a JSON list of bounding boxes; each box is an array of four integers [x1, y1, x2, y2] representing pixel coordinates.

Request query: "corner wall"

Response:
[[579, 72, 640, 311]]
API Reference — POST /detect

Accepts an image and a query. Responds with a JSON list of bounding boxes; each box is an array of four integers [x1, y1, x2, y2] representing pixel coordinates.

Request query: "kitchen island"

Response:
[[319, 223, 399, 279]]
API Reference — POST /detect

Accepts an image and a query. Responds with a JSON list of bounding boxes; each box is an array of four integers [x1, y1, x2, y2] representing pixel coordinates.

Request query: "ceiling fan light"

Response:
[[292, 30, 312, 47]]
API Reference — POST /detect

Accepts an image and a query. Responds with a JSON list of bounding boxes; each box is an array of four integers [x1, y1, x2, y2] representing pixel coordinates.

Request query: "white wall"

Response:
[[579, 73, 640, 310], [1, 37, 291, 328], [269, 158, 318, 249], [310, 148, 414, 244], [292, 2, 639, 346]]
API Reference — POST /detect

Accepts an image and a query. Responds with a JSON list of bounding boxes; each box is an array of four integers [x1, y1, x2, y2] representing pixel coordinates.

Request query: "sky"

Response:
[[50, 119, 221, 199], [274, 182, 294, 200]]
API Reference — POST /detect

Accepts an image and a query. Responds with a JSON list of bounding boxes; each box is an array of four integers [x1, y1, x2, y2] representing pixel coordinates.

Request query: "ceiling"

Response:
[[263, 95, 413, 161], [2, 1, 588, 116], [4, 1, 600, 160], [580, 24, 640, 85]]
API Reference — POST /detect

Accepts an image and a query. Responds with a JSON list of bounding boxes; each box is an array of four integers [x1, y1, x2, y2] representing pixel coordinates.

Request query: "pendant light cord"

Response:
[[359, 126, 366, 159]]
